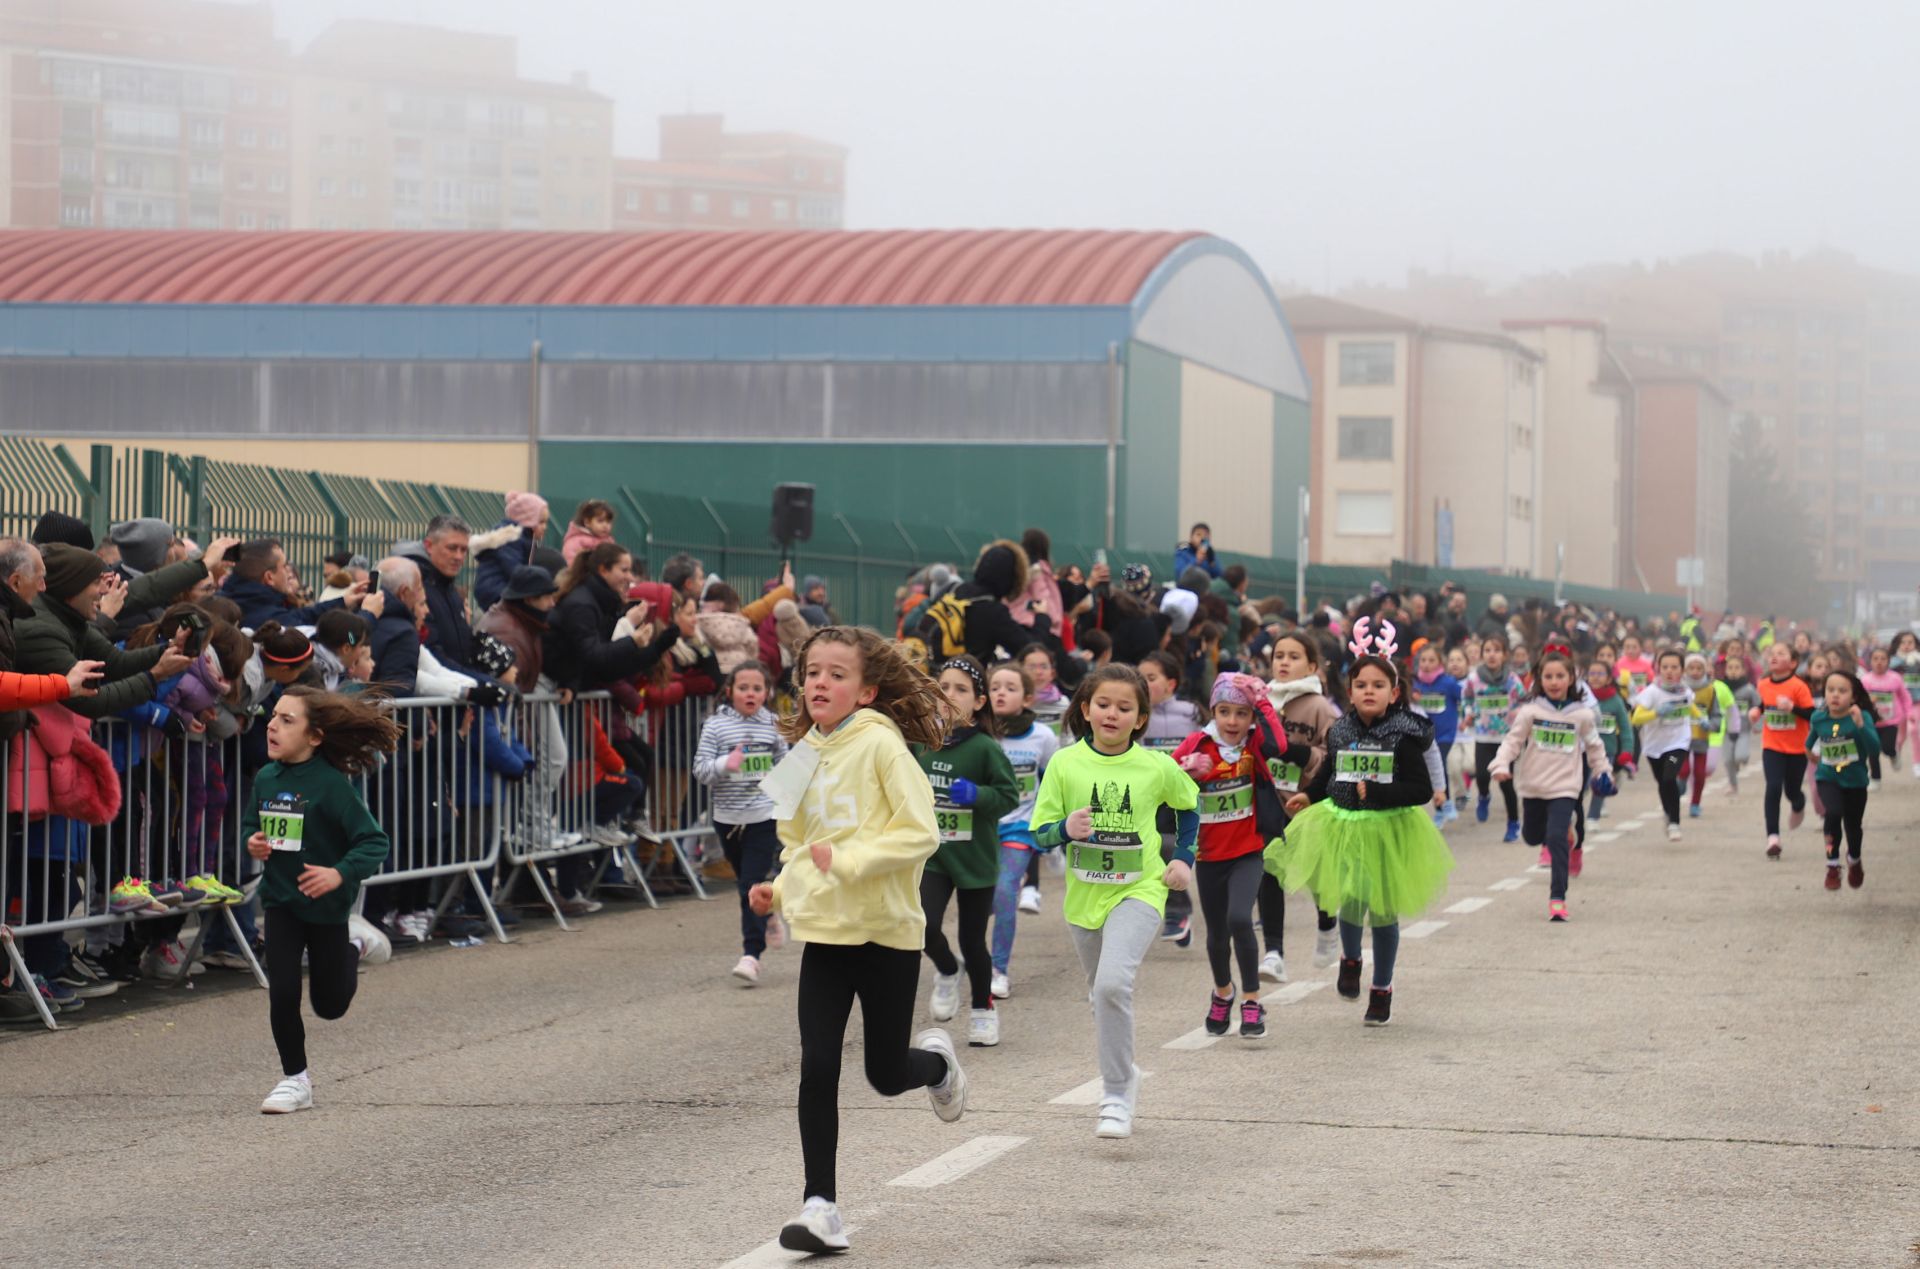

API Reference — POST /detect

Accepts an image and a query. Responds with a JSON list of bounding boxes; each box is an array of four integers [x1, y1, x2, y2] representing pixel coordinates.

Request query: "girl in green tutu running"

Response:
[[1264, 618, 1455, 1027]]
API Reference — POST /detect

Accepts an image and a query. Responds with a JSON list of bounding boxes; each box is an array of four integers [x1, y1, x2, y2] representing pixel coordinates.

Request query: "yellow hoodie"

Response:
[[769, 708, 939, 951]]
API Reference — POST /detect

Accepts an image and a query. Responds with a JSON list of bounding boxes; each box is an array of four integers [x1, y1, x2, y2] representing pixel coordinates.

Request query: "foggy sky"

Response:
[[273, 0, 1919, 289]]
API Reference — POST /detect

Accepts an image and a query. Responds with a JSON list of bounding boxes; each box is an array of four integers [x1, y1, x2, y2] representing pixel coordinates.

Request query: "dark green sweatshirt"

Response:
[[1806, 708, 1881, 790], [917, 728, 1019, 889], [242, 755, 391, 924]]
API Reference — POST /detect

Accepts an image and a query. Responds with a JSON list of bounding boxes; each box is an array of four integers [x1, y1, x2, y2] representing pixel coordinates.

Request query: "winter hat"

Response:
[[927, 563, 957, 594], [501, 565, 558, 602], [530, 546, 567, 576], [972, 547, 1021, 601], [108, 518, 174, 576], [1178, 565, 1213, 597], [41, 543, 105, 602], [1160, 588, 1199, 634], [31, 511, 93, 551], [473, 632, 517, 680], [1210, 672, 1264, 710], [505, 491, 549, 529], [801, 574, 826, 597], [1121, 563, 1153, 597]]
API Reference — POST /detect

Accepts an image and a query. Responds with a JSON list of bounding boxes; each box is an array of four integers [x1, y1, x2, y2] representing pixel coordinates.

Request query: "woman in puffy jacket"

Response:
[[546, 543, 682, 693]]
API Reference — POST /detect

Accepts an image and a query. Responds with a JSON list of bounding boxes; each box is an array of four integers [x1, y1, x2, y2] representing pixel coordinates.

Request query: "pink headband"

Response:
[[1347, 615, 1400, 661]]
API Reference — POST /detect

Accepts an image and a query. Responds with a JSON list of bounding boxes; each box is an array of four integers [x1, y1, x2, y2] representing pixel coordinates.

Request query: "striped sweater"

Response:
[[692, 704, 791, 825]]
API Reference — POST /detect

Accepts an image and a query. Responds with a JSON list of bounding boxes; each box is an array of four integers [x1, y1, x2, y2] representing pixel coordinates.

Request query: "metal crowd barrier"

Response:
[[628, 692, 724, 903]]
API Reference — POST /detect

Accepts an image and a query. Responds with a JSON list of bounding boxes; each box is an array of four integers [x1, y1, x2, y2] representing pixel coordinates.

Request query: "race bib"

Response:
[[1335, 744, 1395, 784], [1198, 778, 1253, 824], [1474, 693, 1511, 736], [1904, 671, 1920, 692], [1418, 692, 1447, 716], [935, 806, 974, 843], [730, 742, 776, 783], [261, 805, 305, 852], [1532, 719, 1578, 751], [1658, 704, 1691, 724], [1630, 672, 1650, 690], [1598, 714, 1618, 736], [1268, 759, 1303, 793], [1820, 737, 1858, 769], [1013, 761, 1038, 799], [1142, 736, 1182, 752], [1034, 701, 1068, 737], [1870, 691, 1896, 715], [1764, 709, 1796, 732], [1069, 838, 1146, 885]]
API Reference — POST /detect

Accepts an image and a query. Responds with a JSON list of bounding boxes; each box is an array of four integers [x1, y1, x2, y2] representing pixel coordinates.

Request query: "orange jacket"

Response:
[[0, 669, 72, 713]]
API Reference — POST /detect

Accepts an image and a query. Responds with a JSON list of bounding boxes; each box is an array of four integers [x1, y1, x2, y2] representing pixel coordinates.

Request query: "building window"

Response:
[[60, 199, 94, 227], [348, 178, 366, 199], [236, 169, 256, 191], [264, 213, 284, 229], [60, 149, 92, 180], [732, 196, 751, 218], [1335, 492, 1394, 537], [1336, 416, 1394, 461], [1338, 341, 1395, 386], [319, 176, 337, 197], [1511, 495, 1534, 522], [654, 192, 672, 213], [236, 84, 257, 106], [691, 192, 710, 214], [238, 126, 257, 149], [267, 169, 286, 193], [792, 162, 809, 181], [237, 210, 257, 229], [772, 198, 791, 221], [1512, 423, 1533, 449], [624, 189, 640, 212], [267, 129, 286, 150]]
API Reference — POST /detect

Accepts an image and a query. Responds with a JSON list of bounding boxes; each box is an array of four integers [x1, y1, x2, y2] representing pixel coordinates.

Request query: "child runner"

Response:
[[1680, 653, 1723, 819], [247, 687, 399, 1114], [1856, 645, 1910, 786], [1265, 618, 1454, 1026], [1630, 649, 1700, 841], [1615, 635, 1654, 695], [987, 661, 1058, 1001], [1444, 645, 1473, 809], [1016, 643, 1068, 915], [1890, 631, 1920, 776], [1491, 651, 1610, 922], [1586, 659, 1636, 822], [1412, 641, 1463, 827], [1464, 634, 1525, 841], [693, 661, 790, 986], [1262, 631, 1342, 975], [1749, 641, 1815, 859], [918, 657, 1019, 1047], [748, 628, 966, 1256], [1139, 650, 1201, 946], [1721, 654, 1760, 796], [1031, 664, 1199, 1138], [1808, 669, 1880, 890], [1171, 672, 1305, 1040]]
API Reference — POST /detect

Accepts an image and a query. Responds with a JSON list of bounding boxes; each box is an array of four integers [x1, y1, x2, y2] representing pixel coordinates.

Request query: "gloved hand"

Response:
[[1617, 753, 1637, 778], [466, 681, 511, 708], [1591, 771, 1617, 798], [1179, 751, 1213, 778], [948, 777, 979, 807]]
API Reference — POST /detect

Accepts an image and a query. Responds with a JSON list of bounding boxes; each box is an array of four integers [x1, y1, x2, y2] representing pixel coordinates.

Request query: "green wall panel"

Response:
[[1120, 342, 1182, 555]]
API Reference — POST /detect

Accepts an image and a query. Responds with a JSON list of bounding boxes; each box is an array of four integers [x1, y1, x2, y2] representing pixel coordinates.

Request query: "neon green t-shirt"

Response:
[[1032, 738, 1199, 931]]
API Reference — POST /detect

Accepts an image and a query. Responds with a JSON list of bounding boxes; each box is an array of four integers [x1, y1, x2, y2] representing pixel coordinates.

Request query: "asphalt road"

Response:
[[4, 770, 1916, 1268]]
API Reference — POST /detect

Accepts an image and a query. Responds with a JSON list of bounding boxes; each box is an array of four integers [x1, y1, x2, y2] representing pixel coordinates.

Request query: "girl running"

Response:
[[1631, 649, 1702, 841], [1016, 643, 1068, 914], [1616, 635, 1653, 694], [1171, 673, 1305, 1040], [1890, 631, 1920, 776], [1586, 659, 1636, 822], [1265, 618, 1455, 1026], [747, 628, 966, 1256], [247, 688, 399, 1115], [1749, 641, 1815, 858], [1464, 634, 1525, 841], [917, 657, 1019, 1047], [1139, 650, 1201, 945], [986, 661, 1059, 1000], [1856, 646, 1910, 785], [1808, 669, 1880, 890], [1491, 651, 1610, 922], [1031, 664, 1199, 1139], [1262, 631, 1342, 976], [1720, 654, 1760, 796], [1412, 642, 1463, 827], [1681, 653, 1724, 819], [1444, 645, 1473, 809], [693, 661, 790, 986]]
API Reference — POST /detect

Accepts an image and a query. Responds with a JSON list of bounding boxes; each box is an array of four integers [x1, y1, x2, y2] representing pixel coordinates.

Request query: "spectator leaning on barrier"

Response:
[[548, 542, 683, 692], [14, 544, 194, 722], [472, 491, 549, 612], [401, 515, 507, 705], [369, 556, 425, 696], [106, 521, 241, 641], [225, 538, 368, 631]]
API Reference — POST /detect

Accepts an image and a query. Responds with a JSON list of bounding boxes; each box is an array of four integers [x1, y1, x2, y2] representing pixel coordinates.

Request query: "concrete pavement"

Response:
[[3, 770, 1916, 1268]]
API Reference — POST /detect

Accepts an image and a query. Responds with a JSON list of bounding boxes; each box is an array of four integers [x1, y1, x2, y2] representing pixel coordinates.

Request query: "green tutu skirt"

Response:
[[1263, 802, 1454, 928]]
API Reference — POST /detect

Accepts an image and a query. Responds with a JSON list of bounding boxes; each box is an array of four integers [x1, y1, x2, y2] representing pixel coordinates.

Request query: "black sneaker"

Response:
[[1364, 987, 1393, 1027], [1238, 998, 1267, 1040], [1203, 991, 1233, 1036], [93, 942, 142, 983], [1336, 957, 1362, 1000]]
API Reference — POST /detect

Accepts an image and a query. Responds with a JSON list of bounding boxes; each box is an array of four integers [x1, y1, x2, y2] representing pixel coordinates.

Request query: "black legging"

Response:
[[1868, 725, 1899, 780], [1474, 742, 1519, 821], [919, 869, 994, 1010], [796, 941, 946, 1203], [1258, 871, 1337, 956], [1521, 796, 1579, 901], [1818, 781, 1867, 861], [1196, 852, 1264, 994], [1648, 750, 1687, 825], [264, 906, 359, 1077], [1762, 749, 1808, 836]]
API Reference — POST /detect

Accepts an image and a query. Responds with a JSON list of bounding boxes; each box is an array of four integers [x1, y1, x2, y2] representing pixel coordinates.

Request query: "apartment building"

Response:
[[611, 113, 847, 231], [1619, 354, 1731, 610]]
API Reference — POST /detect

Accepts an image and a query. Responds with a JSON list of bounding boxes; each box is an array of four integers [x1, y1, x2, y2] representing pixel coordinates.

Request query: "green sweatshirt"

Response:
[[1593, 690, 1636, 763], [242, 755, 391, 924], [917, 728, 1019, 889], [1806, 708, 1881, 790]]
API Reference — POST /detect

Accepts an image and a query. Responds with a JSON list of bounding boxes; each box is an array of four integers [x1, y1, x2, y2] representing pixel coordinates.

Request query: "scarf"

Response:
[[1267, 671, 1325, 711], [1200, 720, 1245, 765]]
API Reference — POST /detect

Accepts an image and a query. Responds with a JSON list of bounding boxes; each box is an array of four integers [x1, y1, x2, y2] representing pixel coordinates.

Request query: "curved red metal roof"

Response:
[[0, 229, 1206, 307]]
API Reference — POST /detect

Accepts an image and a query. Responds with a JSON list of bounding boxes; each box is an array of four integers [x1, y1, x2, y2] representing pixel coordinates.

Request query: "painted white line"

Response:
[[1616, 821, 1645, 832], [1443, 897, 1493, 914], [887, 1135, 1029, 1188], [725, 1223, 865, 1268], [1050, 1071, 1153, 1106], [1489, 877, 1529, 891], [1262, 979, 1328, 1006], [1591, 831, 1621, 843], [1526, 864, 1549, 874], [1401, 920, 1449, 939], [1164, 1027, 1219, 1051]]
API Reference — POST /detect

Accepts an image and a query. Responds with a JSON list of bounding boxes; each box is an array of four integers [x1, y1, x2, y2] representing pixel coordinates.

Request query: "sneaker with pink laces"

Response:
[[1203, 990, 1233, 1037], [1548, 900, 1569, 923]]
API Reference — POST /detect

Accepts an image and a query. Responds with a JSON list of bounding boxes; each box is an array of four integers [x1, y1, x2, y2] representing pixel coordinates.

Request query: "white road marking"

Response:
[[1262, 979, 1328, 1006], [1592, 831, 1621, 843], [1489, 877, 1529, 891], [1616, 821, 1646, 832], [724, 1222, 865, 1268], [1444, 897, 1493, 914], [1050, 1072, 1153, 1106], [1164, 1027, 1220, 1051], [887, 1135, 1029, 1188], [1401, 920, 1449, 939], [1526, 864, 1549, 874]]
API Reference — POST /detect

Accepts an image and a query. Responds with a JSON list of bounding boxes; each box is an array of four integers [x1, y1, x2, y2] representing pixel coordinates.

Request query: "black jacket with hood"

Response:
[[957, 540, 1055, 665]]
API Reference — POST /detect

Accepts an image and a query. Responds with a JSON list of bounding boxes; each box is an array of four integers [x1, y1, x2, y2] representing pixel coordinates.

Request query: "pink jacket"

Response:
[[1858, 669, 1912, 728], [1010, 558, 1064, 632], [561, 522, 614, 564], [6, 704, 122, 824], [1489, 696, 1607, 801]]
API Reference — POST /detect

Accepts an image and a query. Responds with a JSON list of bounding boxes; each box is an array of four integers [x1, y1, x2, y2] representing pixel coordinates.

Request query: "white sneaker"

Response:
[[779, 1196, 850, 1254], [397, 912, 432, 942], [1666, 823, 1682, 842], [765, 913, 787, 950], [1312, 928, 1339, 969], [1095, 1065, 1141, 1139], [914, 1028, 968, 1122], [1259, 950, 1288, 984], [968, 1006, 1000, 1047], [929, 969, 961, 1021], [346, 914, 391, 965], [990, 970, 1011, 1000], [587, 822, 629, 848], [1912, 764, 1919, 779], [140, 940, 203, 980], [1018, 884, 1042, 914], [260, 1074, 313, 1115], [731, 954, 760, 985]]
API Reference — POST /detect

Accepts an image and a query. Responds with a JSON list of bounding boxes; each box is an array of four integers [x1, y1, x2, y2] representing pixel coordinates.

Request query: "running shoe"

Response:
[[1666, 823, 1682, 842], [1824, 864, 1842, 890], [146, 881, 194, 909], [1503, 820, 1521, 844], [34, 975, 83, 1013], [108, 877, 167, 915], [968, 1006, 999, 1048], [1018, 884, 1042, 914], [1095, 1065, 1141, 1140], [990, 970, 1010, 1000], [914, 1028, 967, 1123], [1336, 956, 1362, 1001], [928, 968, 961, 1022], [1538, 846, 1550, 868], [1688, 803, 1702, 820], [1765, 835, 1781, 859], [1204, 990, 1233, 1037], [1548, 900, 1569, 923], [346, 914, 392, 966], [184, 874, 243, 904], [1238, 998, 1267, 1040], [731, 954, 760, 986], [1847, 858, 1863, 889], [1259, 949, 1287, 984], [1364, 987, 1393, 1027], [140, 940, 203, 980], [1312, 928, 1339, 968], [260, 1075, 313, 1115], [1788, 805, 1805, 831], [779, 1197, 849, 1254], [1159, 915, 1190, 943], [50, 961, 119, 999], [1475, 795, 1490, 823]]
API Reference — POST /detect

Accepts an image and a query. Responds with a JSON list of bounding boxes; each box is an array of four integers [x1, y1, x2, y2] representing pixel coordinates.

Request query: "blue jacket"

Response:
[[1173, 543, 1222, 580], [222, 576, 344, 631], [473, 521, 536, 613], [451, 704, 530, 805], [1413, 671, 1464, 745]]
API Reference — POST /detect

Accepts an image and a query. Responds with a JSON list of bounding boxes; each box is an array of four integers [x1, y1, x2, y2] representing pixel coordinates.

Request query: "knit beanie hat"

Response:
[[31, 511, 93, 551], [1121, 563, 1153, 597], [1210, 672, 1264, 710], [505, 491, 549, 529], [41, 543, 105, 601]]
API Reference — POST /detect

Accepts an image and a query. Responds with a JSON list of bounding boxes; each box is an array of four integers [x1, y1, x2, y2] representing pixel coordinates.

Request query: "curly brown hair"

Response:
[[281, 686, 402, 777], [781, 626, 945, 747]]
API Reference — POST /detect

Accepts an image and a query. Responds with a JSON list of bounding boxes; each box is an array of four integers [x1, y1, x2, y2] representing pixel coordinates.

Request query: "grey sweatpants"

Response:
[[1068, 896, 1162, 1102]]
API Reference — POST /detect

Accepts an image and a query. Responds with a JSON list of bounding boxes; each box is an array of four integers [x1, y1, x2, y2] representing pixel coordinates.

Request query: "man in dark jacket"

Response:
[[13, 544, 193, 719], [402, 516, 508, 704], [956, 539, 1054, 665], [223, 537, 366, 630], [368, 556, 424, 696]]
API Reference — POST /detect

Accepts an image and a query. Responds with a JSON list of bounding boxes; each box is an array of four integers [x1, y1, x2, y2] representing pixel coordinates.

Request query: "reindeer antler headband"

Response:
[[1347, 615, 1401, 662]]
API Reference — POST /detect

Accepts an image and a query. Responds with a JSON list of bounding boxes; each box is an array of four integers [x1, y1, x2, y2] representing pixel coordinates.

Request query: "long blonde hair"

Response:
[[781, 626, 945, 747]]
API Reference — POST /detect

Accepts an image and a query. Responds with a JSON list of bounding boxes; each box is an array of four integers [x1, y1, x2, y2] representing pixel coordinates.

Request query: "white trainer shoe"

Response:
[[1095, 1065, 1141, 1139], [779, 1196, 850, 1254], [990, 970, 1011, 1000], [1018, 884, 1042, 914], [929, 968, 961, 1021], [731, 954, 761, 986], [587, 822, 629, 848], [347, 914, 391, 965], [1312, 928, 1339, 968], [968, 1006, 1000, 1047], [1259, 950, 1288, 984], [1666, 822, 1682, 842], [914, 1028, 968, 1122], [260, 1074, 313, 1115]]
